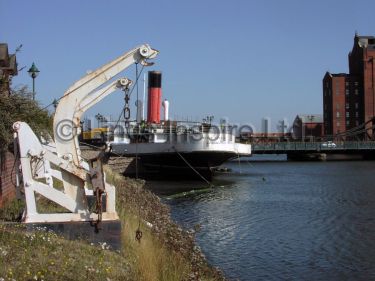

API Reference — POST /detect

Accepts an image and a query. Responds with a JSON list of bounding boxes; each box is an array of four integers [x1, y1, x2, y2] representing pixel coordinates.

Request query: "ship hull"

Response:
[[139, 151, 237, 169], [109, 134, 251, 181], [110, 151, 238, 180]]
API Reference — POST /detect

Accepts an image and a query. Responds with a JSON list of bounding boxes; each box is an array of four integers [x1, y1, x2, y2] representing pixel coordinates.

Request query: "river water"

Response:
[[147, 157, 375, 280]]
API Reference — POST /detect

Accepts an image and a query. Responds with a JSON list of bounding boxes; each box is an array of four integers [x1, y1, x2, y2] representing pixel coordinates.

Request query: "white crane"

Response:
[[13, 44, 158, 223]]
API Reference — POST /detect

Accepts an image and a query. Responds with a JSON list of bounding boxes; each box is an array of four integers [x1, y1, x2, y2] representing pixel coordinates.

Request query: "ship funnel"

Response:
[[162, 99, 169, 121], [147, 71, 162, 123]]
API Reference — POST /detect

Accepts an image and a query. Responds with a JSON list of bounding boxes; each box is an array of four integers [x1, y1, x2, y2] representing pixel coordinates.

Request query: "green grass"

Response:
[[0, 199, 25, 221], [0, 167, 224, 281], [0, 223, 133, 281]]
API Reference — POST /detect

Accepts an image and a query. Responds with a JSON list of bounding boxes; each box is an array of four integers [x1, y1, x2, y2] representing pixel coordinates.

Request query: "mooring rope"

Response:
[[172, 147, 213, 187]]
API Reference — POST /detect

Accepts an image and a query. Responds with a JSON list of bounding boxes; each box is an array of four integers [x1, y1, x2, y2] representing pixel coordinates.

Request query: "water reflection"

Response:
[[148, 160, 375, 280]]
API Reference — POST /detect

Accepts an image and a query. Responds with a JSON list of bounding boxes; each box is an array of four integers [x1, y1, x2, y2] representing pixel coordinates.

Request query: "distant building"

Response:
[[240, 132, 292, 143], [322, 73, 348, 137], [292, 114, 323, 140], [323, 34, 375, 139], [0, 43, 17, 96], [261, 117, 271, 136]]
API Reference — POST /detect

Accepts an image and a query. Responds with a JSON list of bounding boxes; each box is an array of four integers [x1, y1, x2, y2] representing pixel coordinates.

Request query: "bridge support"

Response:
[[287, 152, 327, 161], [363, 151, 375, 160]]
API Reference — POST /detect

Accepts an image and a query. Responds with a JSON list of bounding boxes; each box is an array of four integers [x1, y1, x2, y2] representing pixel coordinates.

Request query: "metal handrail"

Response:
[[252, 141, 375, 151]]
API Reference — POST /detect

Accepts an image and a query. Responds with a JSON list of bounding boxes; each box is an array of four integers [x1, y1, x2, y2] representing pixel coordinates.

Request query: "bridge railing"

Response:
[[252, 141, 375, 152]]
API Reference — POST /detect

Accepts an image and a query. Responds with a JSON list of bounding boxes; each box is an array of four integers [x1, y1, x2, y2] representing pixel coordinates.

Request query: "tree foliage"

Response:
[[0, 86, 52, 153]]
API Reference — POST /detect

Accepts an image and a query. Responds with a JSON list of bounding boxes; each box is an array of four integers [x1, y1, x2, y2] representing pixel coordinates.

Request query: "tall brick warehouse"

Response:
[[323, 33, 375, 139]]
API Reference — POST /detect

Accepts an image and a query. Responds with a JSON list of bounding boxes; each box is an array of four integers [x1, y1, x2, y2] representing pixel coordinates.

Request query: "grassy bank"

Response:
[[0, 167, 225, 281]]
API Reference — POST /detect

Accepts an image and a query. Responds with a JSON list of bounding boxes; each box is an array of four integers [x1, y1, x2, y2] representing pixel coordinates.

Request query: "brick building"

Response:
[[322, 73, 348, 136], [0, 152, 16, 207], [323, 34, 375, 139], [0, 43, 17, 96], [0, 43, 18, 206], [292, 114, 323, 140]]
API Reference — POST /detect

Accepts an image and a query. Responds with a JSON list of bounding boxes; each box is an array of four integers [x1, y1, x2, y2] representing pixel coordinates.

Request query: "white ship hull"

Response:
[[109, 130, 251, 180]]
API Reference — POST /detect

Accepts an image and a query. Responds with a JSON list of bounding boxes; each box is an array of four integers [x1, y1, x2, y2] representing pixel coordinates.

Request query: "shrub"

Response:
[[0, 86, 52, 153], [0, 198, 25, 221]]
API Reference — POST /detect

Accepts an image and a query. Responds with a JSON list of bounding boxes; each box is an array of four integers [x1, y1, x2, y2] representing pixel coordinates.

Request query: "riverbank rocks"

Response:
[[114, 175, 226, 280]]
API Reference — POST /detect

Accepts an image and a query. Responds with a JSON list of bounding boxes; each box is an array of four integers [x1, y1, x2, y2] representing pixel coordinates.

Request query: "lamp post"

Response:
[[95, 113, 107, 127], [52, 99, 59, 111], [28, 62, 40, 100]]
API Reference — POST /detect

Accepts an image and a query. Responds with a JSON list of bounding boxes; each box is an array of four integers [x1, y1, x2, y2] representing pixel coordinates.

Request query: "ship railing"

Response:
[[109, 120, 236, 136], [107, 120, 239, 144]]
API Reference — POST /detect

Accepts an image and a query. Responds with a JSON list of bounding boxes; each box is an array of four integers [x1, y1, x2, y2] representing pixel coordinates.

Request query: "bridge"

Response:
[[251, 141, 375, 160]]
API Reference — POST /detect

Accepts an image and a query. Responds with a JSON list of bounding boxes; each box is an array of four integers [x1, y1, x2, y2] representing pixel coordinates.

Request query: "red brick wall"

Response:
[[304, 123, 323, 138], [331, 76, 346, 135], [363, 49, 375, 136], [349, 35, 375, 138], [0, 151, 16, 207], [323, 72, 332, 135], [323, 74, 346, 137]]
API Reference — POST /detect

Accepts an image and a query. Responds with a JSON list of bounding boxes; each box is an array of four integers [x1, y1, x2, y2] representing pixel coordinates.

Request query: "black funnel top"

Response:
[[148, 71, 162, 88]]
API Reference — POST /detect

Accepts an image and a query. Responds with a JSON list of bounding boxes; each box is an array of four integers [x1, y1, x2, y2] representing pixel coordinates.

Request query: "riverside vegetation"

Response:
[[0, 87, 226, 281], [0, 170, 225, 281]]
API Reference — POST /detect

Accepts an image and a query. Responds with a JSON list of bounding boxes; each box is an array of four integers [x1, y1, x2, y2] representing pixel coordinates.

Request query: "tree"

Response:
[[0, 86, 52, 154]]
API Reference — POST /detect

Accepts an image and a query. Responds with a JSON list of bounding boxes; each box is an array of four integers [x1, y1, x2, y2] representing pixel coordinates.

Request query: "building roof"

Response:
[[356, 35, 375, 40], [324, 72, 348, 78], [331, 73, 348, 77], [356, 34, 375, 48], [295, 114, 323, 124]]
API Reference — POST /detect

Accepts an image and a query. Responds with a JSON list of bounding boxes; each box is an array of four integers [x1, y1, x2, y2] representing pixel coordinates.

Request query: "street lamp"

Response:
[[95, 113, 106, 127], [28, 62, 40, 100], [52, 99, 59, 111]]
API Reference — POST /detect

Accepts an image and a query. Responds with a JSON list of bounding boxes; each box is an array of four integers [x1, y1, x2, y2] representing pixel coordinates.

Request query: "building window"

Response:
[[355, 89, 359, 95], [346, 121, 350, 126], [337, 122, 340, 127], [336, 112, 340, 118], [356, 120, 359, 126], [345, 82, 349, 87], [346, 112, 350, 117], [355, 82, 359, 86], [355, 102, 359, 109], [336, 103, 340, 109], [345, 89, 349, 96], [346, 103, 349, 109], [356, 112, 359, 118]]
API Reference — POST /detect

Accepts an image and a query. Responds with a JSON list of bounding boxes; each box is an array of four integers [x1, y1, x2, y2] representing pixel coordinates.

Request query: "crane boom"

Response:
[[54, 44, 158, 166], [13, 44, 159, 224]]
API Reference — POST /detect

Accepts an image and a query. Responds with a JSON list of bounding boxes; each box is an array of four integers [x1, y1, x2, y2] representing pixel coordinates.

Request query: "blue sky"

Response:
[[2, 0, 375, 131]]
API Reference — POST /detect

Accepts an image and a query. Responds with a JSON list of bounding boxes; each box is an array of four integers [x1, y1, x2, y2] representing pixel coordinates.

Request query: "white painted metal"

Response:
[[13, 44, 159, 223], [110, 126, 252, 166], [162, 99, 169, 121], [143, 73, 146, 120], [111, 134, 251, 156], [54, 45, 157, 166]]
